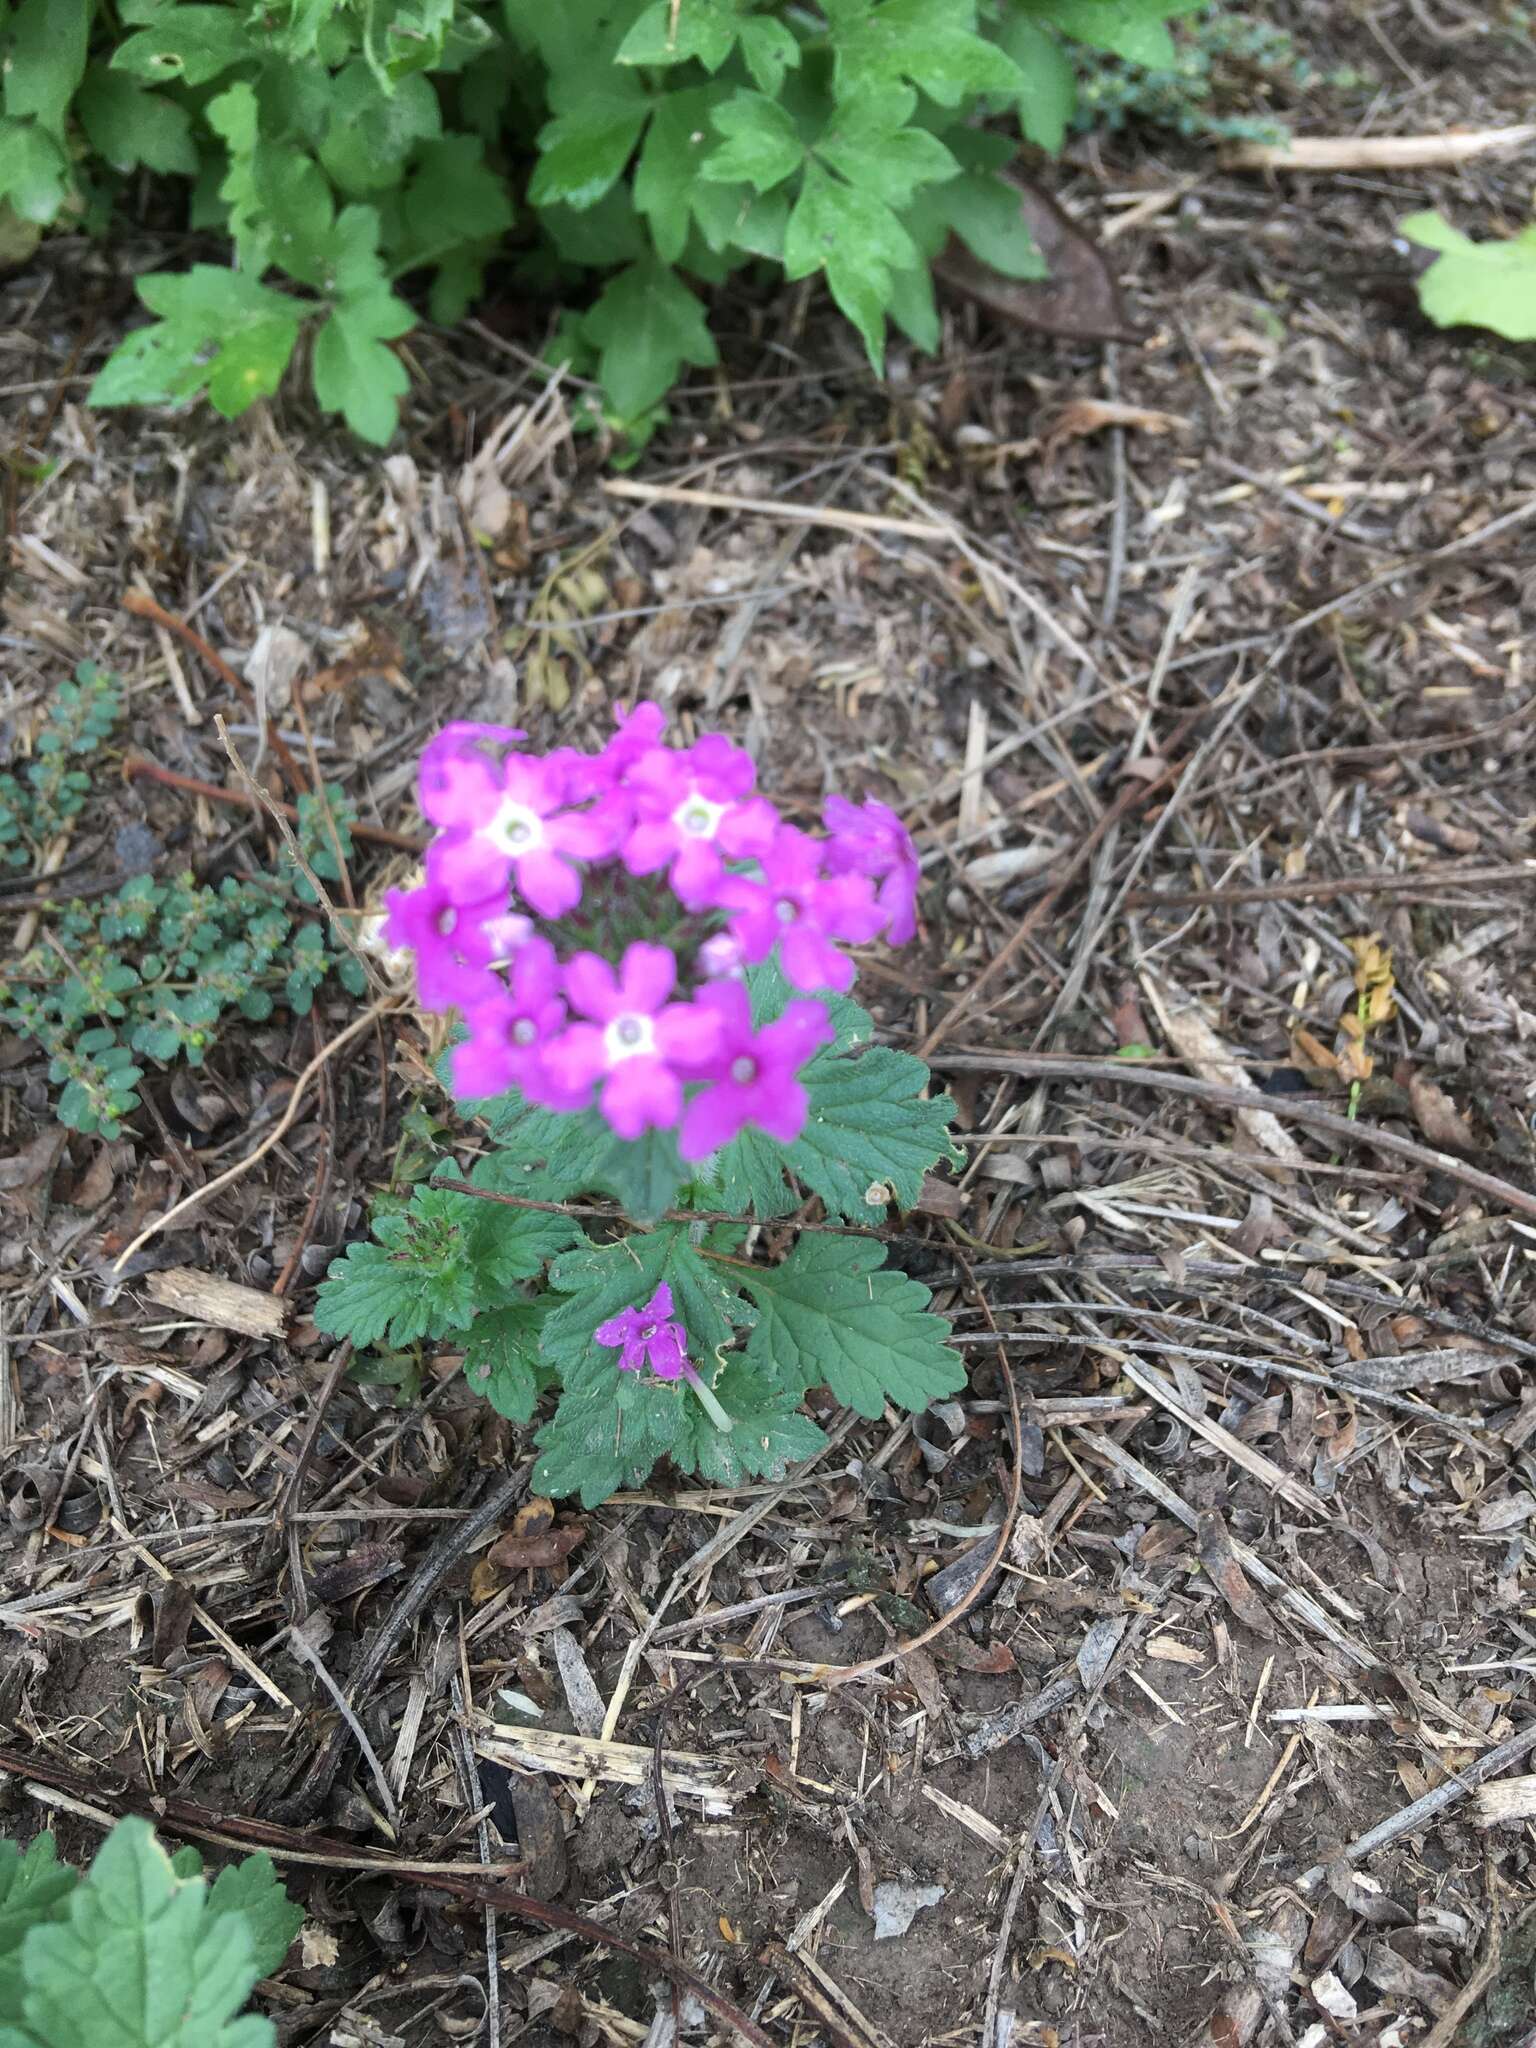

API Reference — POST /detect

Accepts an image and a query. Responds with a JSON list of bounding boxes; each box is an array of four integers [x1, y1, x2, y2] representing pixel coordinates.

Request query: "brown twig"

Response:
[[122, 588, 308, 794], [274, 1461, 532, 1823], [123, 753, 425, 853], [1126, 860, 1535, 909], [926, 1053, 1536, 1223]]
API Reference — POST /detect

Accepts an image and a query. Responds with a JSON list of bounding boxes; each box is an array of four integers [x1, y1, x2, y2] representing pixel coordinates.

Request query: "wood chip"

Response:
[[143, 1267, 287, 1340], [474, 1724, 739, 1815], [1139, 972, 1305, 1166]]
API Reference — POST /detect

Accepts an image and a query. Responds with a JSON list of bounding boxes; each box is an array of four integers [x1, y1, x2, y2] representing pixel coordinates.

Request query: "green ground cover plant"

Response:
[[0, 0, 1199, 447]]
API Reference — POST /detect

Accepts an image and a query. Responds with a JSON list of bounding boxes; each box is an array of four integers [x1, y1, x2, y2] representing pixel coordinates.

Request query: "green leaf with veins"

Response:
[[825, 0, 1024, 109], [617, 0, 741, 71], [7, 1815, 300, 2048], [580, 257, 718, 423], [740, 1235, 964, 1418], [702, 92, 804, 193], [784, 161, 917, 372], [1026, 0, 1203, 68], [77, 70, 198, 176], [459, 1299, 552, 1423], [530, 82, 649, 211], [89, 267, 302, 418], [311, 284, 414, 445], [634, 88, 724, 264], [814, 83, 957, 207]]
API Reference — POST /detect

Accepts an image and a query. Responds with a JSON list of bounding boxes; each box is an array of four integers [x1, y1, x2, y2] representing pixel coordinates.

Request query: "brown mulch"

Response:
[[4, 15, 1536, 2048]]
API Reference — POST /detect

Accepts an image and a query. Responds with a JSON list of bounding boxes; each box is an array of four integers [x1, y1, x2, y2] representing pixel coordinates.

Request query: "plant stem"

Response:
[[683, 1365, 734, 1433], [123, 755, 425, 854]]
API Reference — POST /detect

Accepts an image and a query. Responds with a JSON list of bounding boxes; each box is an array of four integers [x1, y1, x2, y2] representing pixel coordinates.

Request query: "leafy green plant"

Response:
[[0, 665, 368, 1136], [0, 1816, 302, 2048], [1402, 210, 1536, 344], [1, 0, 1197, 449], [1070, 6, 1357, 148], [317, 964, 965, 1507]]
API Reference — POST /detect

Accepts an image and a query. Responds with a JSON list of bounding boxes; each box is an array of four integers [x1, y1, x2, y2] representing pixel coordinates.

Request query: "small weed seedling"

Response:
[[0, 664, 367, 1137], [318, 707, 967, 1506], [0, 1816, 302, 2048]]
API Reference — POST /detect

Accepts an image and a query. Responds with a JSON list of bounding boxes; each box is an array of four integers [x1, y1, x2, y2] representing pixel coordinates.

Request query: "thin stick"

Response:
[[1127, 861, 1534, 909], [601, 476, 949, 541], [111, 996, 401, 1271], [122, 754, 425, 852], [928, 1053, 1536, 1224], [288, 1625, 400, 1827], [1226, 124, 1536, 170], [122, 588, 307, 794], [1297, 1719, 1536, 1890]]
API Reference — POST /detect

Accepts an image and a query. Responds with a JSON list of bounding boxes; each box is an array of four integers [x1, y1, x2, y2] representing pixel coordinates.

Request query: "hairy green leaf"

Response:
[[460, 1299, 552, 1423], [740, 1235, 964, 1419], [7, 1816, 299, 2048]]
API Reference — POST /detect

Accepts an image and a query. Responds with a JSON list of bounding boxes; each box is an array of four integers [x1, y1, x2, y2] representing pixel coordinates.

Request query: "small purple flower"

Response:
[[719, 826, 885, 992], [595, 1281, 688, 1380], [432, 753, 616, 919], [678, 982, 834, 1160], [602, 698, 668, 776], [542, 942, 722, 1140], [383, 848, 506, 1012], [419, 722, 525, 830], [450, 937, 583, 1105], [822, 793, 921, 946], [620, 735, 779, 909]]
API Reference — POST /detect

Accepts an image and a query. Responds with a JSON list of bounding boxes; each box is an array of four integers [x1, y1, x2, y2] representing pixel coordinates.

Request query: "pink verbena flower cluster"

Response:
[[384, 706, 919, 1162]]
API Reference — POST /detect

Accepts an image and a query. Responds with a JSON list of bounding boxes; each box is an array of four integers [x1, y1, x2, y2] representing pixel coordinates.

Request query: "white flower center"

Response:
[[604, 1011, 655, 1063], [511, 1018, 538, 1046], [775, 897, 798, 924], [729, 1055, 757, 1085], [485, 798, 544, 858], [673, 790, 727, 840], [434, 905, 457, 937], [639, 1324, 657, 1342]]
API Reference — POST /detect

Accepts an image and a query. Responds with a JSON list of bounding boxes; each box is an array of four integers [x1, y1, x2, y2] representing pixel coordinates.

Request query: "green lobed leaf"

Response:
[[314, 1197, 478, 1351], [789, 1043, 961, 1221], [1025, 0, 1204, 68], [111, 6, 255, 89], [617, 0, 740, 72], [538, 1225, 753, 1394], [530, 85, 649, 212], [1402, 211, 1536, 342], [826, 0, 1025, 110], [815, 85, 959, 207], [3, 0, 89, 136], [318, 63, 441, 196], [990, 15, 1077, 152], [90, 266, 302, 419], [311, 226, 415, 445], [459, 1299, 552, 1422], [204, 1857, 302, 1981], [76, 69, 199, 176], [702, 91, 803, 193], [0, 119, 69, 223], [784, 160, 917, 372], [634, 87, 724, 265], [739, 15, 800, 94], [740, 1235, 964, 1419], [9, 1816, 297, 2048], [0, 1836, 76, 2012], [581, 256, 718, 424]]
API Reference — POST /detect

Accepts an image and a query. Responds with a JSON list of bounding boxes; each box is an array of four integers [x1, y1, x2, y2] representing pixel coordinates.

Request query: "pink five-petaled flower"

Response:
[[382, 846, 515, 1012], [418, 721, 525, 829], [620, 733, 779, 910], [450, 937, 582, 1106], [594, 1281, 688, 1381], [678, 982, 834, 1161], [543, 942, 721, 1140], [822, 793, 921, 946], [432, 751, 616, 919], [720, 824, 885, 992]]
